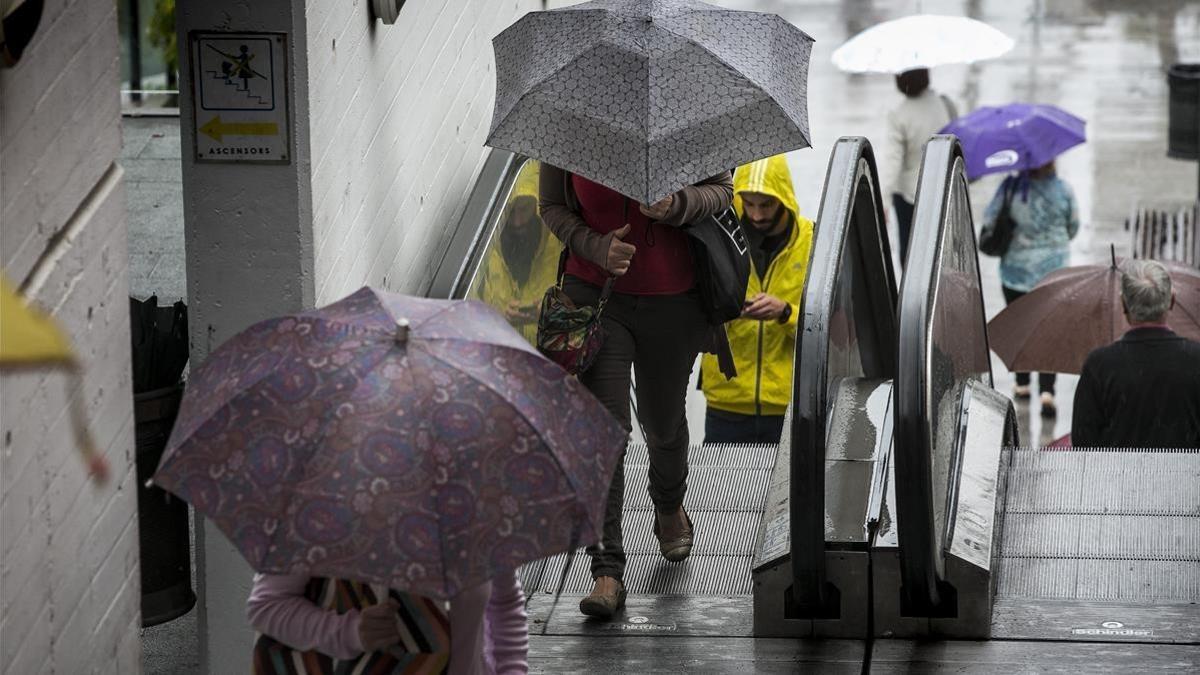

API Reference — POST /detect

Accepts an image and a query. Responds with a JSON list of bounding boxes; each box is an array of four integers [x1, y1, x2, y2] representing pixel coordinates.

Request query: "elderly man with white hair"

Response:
[[1072, 259, 1200, 448]]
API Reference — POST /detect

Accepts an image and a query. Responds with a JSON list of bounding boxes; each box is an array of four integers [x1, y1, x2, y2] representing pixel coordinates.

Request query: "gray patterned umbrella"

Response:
[[486, 0, 813, 204]]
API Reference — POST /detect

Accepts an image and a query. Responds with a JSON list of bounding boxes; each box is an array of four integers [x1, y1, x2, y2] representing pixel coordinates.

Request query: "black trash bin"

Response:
[[1167, 63, 1200, 160], [135, 382, 196, 626], [130, 296, 193, 627]]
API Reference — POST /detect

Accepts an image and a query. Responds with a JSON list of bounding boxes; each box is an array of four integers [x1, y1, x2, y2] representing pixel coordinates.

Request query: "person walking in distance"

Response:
[[885, 67, 957, 263], [984, 160, 1080, 416], [539, 164, 733, 620], [701, 155, 813, 445]]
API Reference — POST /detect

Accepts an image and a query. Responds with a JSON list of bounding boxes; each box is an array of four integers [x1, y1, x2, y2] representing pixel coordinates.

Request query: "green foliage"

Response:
[[146, 0, 176, 79]]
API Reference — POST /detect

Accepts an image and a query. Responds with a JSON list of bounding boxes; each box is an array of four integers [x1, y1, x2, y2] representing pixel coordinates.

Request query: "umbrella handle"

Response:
[[67, 367, 110, 485]]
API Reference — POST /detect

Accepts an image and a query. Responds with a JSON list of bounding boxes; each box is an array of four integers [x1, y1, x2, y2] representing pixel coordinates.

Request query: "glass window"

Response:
[[465, 160, 562, 346], [825, 173, 895, 412], [119, 0, 179, 111]]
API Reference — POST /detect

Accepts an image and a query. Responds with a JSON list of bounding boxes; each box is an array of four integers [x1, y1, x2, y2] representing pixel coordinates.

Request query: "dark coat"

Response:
[[1071, 327, 1200, 448]]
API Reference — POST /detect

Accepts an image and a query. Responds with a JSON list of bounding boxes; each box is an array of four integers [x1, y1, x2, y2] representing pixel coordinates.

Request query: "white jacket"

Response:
[[885, 89, 958, 202]]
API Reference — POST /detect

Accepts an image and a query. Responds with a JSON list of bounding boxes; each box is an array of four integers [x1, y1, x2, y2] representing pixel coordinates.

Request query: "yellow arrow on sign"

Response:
[[199, 115, 279, 142]]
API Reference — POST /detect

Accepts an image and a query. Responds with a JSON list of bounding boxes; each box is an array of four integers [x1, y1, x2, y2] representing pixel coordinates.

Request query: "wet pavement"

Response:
[[122, 116, 197, 674], [124, 116, 186, 304]]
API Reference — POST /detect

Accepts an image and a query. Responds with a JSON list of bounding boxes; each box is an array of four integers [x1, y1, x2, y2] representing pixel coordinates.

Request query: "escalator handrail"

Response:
[[789, 137, 896, 614], [893, 135, 991, 612]]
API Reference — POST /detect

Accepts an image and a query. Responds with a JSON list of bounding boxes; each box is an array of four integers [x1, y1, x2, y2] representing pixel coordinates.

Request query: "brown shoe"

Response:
[[1040, 392, 1057, 418], [653, 505, 694, 562], [579, 576, 626, 620]]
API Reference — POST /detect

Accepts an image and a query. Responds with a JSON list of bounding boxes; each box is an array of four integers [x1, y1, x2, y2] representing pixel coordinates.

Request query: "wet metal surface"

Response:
[[992, 596, 1200, 643], [945, 382, 1012, 571], [998, 447, 1200, 604]]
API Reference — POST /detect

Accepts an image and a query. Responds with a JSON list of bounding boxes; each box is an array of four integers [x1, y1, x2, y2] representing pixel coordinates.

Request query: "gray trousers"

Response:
[[562, 276, 708, 581]]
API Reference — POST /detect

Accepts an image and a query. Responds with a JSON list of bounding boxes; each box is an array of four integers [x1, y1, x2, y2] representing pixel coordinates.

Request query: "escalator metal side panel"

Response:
[[936, 383, 1015, 637], [752, 380, 893, 638], [873, 381, 1014, 638]]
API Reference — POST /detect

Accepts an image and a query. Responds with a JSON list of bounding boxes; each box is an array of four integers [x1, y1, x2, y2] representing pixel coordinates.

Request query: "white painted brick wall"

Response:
[[306, 0, 541, 304], [0, 0, 138, 672], [0, 0, 124, 283]]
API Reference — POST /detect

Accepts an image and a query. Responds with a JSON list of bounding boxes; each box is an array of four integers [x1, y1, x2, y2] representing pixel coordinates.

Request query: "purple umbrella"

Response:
[[152, 287, 627, 599], [940, 103, 1086, 180]]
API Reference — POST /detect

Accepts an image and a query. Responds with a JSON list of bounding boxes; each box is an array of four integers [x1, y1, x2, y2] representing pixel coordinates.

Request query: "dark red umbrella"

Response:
[[987, 255, 1200, 375], [152, 287, 627, 598]]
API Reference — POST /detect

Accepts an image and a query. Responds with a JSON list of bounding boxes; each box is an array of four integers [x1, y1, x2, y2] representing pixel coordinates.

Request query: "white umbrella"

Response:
[[832, 15, 1014, 74]]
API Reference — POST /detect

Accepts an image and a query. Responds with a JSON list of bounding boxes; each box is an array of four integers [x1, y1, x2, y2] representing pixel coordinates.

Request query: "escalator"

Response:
[[428, 140, 1198, 671], [878, 137, 1200, 655]]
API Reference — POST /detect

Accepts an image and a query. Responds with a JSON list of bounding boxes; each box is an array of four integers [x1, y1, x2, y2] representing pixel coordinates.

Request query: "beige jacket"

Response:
[[885, 89, 958, 202]]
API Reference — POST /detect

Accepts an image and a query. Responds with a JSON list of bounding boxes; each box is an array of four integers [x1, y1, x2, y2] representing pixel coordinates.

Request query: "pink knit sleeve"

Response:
[[448, 580, 492, 675], [245, 573, 364, 661], [484, 570, 529, 674]]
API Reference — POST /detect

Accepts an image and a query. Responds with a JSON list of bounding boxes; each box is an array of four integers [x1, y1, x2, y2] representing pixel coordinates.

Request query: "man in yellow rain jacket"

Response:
[[471, 162, 562, 345], [701, 155, 813, 444]]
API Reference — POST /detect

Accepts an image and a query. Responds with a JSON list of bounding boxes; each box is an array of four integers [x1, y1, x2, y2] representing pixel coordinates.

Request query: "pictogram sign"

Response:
[[190, 32, 290, 163]]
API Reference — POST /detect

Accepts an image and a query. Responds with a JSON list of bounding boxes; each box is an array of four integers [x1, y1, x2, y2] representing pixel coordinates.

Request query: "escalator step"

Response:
[[999, 448, 1200, 603], [523, 443, 776, 597]]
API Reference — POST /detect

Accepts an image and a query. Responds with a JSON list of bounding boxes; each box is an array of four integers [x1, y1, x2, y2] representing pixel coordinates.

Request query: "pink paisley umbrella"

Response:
[[152, 287, 626, 599]]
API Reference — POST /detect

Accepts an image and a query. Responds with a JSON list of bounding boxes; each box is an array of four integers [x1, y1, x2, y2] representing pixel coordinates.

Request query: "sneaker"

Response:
[[1013, 384, 1031, 400], [579, 576, 626, 620], [653, 505, 694, 563], [1040, 392, 1057, 418]]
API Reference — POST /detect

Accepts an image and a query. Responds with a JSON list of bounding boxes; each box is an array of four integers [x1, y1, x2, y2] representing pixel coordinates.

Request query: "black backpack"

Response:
[[684, 208, 751, 324], [979, 177, 1018, 257]]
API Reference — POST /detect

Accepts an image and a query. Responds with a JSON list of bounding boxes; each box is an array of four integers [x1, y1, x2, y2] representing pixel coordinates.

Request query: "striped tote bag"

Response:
[[252, 577, 450, 674]]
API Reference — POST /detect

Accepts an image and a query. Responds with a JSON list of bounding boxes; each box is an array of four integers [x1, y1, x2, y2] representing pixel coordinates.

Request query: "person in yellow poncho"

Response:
[[701, 155, 814, 444], [471, 162, 563, 345]]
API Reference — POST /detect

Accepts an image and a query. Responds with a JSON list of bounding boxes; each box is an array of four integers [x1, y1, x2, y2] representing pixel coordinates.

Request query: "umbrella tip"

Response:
[[395, 319, 410, 345]]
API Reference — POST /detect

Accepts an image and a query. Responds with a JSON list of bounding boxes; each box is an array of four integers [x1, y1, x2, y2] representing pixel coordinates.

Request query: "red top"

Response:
[[566, 175, 695, 295]]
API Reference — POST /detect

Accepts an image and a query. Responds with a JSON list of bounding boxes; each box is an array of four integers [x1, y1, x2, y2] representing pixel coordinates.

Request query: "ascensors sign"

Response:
[[190, 31, 290, 163]]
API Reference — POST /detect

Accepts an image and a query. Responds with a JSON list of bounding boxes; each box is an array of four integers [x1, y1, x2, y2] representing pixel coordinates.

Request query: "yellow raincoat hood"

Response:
[[702, 155, 814, 417], [732, 154, 801, 225]]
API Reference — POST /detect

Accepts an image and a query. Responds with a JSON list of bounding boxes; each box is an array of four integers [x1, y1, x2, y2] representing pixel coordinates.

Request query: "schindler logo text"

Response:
[[1070, 621, 1153, 637]]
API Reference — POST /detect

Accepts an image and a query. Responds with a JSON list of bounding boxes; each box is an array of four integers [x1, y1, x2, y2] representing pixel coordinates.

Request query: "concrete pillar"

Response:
[[176, 0, 538, 671], [175, 0, 312, 670]]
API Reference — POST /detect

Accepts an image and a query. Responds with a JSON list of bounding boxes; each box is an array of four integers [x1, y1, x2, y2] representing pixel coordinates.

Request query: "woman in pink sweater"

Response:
[[246, 569, 528, 674]]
